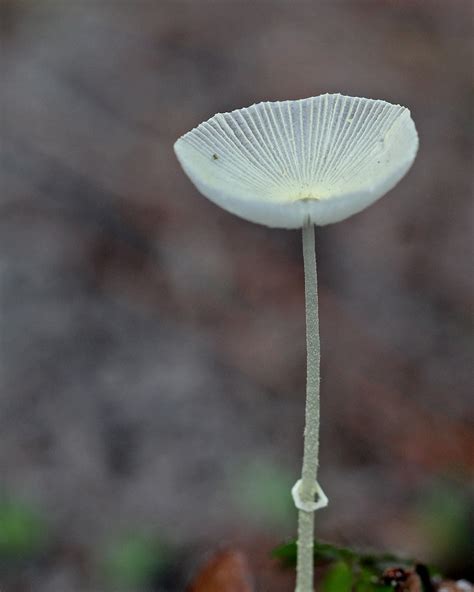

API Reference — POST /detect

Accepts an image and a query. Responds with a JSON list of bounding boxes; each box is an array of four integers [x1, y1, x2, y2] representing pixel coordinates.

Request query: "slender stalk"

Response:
[[296, 223, 321, 592]]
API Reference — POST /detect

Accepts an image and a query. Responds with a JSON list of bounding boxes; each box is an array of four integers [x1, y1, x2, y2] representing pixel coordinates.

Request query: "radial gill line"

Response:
[[322, 98, 368, 186], [304, 98, 315, 187], [192, 124, 275, 193], [324, 100, 384, 186], [238, 108, 289, 191], [298, 99, 306, 186], [316, 93, 342, 184], [186, 135, 272, 194], [218, 114, 287, 189], [210, 116, 283, 190], [311, 95, 328, 185], [258, 102, 295, 183], [330, 104, 400, 185], [285, 101, 303, 185], [276, 101, 300, 183], [317, 94, 352, 182], [307, 97, 324, 188], [320, 97, 361, 183], [254, 104, 294, 184], [312, 94, 332, 184]]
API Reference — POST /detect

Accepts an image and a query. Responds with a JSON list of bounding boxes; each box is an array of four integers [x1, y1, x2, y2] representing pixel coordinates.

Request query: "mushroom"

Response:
[[174, 93, 418, 592]]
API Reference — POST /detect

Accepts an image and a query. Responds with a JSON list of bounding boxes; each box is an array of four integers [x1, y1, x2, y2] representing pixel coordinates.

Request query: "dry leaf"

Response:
[[381, 567, 422, 592], [187, 549, 254, 592], [436, 581, 474, 592]]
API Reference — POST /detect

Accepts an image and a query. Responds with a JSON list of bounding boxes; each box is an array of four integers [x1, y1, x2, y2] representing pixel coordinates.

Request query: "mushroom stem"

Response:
[[296, 223, 321, 592]]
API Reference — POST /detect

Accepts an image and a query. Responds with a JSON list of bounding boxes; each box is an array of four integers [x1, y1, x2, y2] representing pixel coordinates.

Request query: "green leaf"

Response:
[[0, 499, 47, 560], [103, 534, 169, 589], [322, 561, 353, 592], [416, 480, 472, 562], [355, 566, 392, 592], [271, 538, 442, 589], [315, 541, 356, 563], [272, 540, 297, 566], [232, 461, 294, 530], [272, 539, 357, 566]]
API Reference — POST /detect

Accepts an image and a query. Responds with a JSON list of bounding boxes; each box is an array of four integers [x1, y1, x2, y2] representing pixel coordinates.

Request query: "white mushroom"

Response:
[[174, 93, 419, 592], [174, 94, 418, 228]]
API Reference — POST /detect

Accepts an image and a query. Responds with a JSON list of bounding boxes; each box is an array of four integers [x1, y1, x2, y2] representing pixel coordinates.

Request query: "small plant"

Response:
[[102, 532, 171, 590], [273, 539, 438, 592], [174, 93, 418, 591], [232, 459, 295, 531], [0, 497, 48, 561]]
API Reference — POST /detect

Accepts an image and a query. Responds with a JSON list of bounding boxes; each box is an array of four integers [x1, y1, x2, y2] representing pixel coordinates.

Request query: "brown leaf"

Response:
[[436, 581, 474, 592], [188, 549, 254, 592], [382, 567, 422, 592]]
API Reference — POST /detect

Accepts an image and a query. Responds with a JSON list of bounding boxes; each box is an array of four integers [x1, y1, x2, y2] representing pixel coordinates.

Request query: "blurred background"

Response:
[[1, 1, 473, 591]]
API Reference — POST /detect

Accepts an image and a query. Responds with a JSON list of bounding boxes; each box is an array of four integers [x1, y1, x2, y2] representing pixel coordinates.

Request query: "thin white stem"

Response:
[[295, 223, 321, 592]]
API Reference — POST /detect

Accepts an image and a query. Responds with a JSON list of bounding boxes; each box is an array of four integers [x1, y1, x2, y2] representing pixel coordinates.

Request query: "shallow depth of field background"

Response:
[[1, 1, 473, 591]]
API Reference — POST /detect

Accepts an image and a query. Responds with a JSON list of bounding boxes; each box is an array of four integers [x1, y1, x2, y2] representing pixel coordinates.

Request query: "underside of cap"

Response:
[[174, 94, 418, 228]]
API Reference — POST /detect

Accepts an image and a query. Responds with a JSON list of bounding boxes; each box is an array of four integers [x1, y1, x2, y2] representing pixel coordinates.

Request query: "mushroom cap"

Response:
[[174, 94, 418, 228]]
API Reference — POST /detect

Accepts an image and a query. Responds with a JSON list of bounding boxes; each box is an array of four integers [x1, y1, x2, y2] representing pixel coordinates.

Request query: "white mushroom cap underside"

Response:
[[174, 94, 418, 228]]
